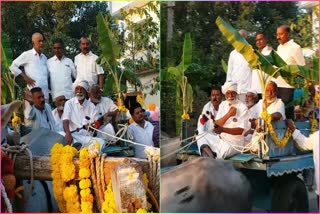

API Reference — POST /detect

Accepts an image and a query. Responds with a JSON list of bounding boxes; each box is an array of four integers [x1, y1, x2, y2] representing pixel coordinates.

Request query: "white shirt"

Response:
[[292, 130, 319, 195], [226, 49, 252, 94], [74, 51, 104, 87], [256, 98, 286, 119], [197, 101, 218, 134], [47, 55, 76, 99], [128, 121, 154, 159], [52, 108, 64, 132], [62, 98, 98, 135], [277, 39, 306, 66], [251, 46, 272, 93], [275, 39, 306, 88], [91, 97, 118, 122], [216, 100, 248, 145], [10, 48, 49, 99], [25, 103, 55, 131]]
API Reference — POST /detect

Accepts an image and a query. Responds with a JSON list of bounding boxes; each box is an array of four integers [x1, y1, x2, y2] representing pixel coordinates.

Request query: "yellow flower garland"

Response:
[[261, 111, 292, 148], [50, 143, 66, 212], [310, 118, 318, 134], [63, 185, 81, 213], [79, 147, 93, 213], [11, 113, 21, 132], [102, 181, 117, 213]]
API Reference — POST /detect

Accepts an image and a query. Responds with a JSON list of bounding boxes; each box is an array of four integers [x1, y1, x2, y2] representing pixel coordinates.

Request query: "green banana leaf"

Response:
[[216, 16, 259, 68], [180, 33, 192, 72], [2, 33, 13, 71], [96, 13, 120, 67], [221, 59, 228, 73]]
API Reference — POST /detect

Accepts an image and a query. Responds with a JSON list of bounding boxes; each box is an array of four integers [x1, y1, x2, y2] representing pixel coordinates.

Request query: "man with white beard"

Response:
[[62, 80, 105, 150], [197, 82, 248, 159], [255, 81, 286, 120], [89, 84, 118, 143], [52, 94, 66, 132], [243, 89, 259, 143]]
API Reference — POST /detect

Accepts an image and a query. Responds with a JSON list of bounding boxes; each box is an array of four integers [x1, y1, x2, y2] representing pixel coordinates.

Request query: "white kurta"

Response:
[[47, 55, 76, 99], [52, 108, 64, 132], [91, 97, 118, 143], [62, 98, 104, 149], [197, 101, 218, 134], [74, 51, 104, 87], [256, 98, 286, 119], [197, 100, 248, 159], [128, 121, 154, 159], [226, 49, 252, 94], [292, 130, 319, 195], [275, 39, 306, 88], [10, 48, 49, 99]]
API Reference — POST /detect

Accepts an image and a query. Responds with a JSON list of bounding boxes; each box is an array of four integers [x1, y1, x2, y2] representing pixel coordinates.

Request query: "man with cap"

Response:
[[62, 80, 104, 149], [52, 94, 66, 132], [243, 89, 259, 143], [197, 82, 248, 159], [226, 29, 252, 103], [89, 84, 118, 143], [255, 81, 286, 121]]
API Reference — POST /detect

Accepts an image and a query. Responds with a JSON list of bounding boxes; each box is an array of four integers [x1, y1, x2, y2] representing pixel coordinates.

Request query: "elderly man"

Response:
[[128, 103, 154, 159], [47, 38, 76, 100], [226, 29, 252, 103], [74, 37, 104, 89], [197, 82, 248, 159], [243, 89, 259, 142], [52, 94, 66, 132], [197, 85, 222, 135], [23, 87, 56, 131], [252, 32, 273, 95], [62, 80, 104, 149], [10, 32, 50, 126], [89, 84, 118, 143], [255, 81, 286, 120]]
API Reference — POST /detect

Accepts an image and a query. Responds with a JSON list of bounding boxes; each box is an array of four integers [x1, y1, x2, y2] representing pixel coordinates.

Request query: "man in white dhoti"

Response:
[[197, 82, 248, 159], [62, 80, 104, 150]]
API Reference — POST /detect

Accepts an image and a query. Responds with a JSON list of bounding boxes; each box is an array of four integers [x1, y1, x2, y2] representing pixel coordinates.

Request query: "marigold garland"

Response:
[[63, 184, 81, 213], [261, 111, 292, 148], [310, 118, 318, 134], [11, 113, 21, 132], [102, 181, 117, 213], [50, 143, 66, 212], [79, 147, 93, 213]]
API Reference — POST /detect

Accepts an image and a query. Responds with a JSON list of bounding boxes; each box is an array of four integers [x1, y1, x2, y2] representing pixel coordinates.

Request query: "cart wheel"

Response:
[[271, 176, 309, 212]]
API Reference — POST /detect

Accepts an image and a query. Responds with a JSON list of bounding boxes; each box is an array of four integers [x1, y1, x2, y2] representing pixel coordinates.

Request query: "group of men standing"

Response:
[[9, 32, 156, 159]]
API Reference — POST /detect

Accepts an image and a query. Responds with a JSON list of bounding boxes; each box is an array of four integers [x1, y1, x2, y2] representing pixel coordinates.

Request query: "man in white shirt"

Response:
[[243, 89, 259, 143], [256, 81, 286, 121], [197, 85, 222, 135], [23, 87, 56, 131], [10, 32, 49, 101], [286, 120, 319, 202], [62, 80, 104, 150], [89, 84, 118, 143], [226, 29, 252, 103], [74, 37, 104, 89], [10, 32, 50, 125], [128, 103, 154, 159], [47, 38, 76, 100], [252, 32, 273, 94], [277, 25, 305, 66], [197, 82, 248, 159], [52, 94, 66, 132]]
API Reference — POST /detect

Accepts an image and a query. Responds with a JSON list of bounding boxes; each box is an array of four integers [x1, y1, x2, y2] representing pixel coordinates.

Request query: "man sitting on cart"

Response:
[[197, 81, 248, 159]]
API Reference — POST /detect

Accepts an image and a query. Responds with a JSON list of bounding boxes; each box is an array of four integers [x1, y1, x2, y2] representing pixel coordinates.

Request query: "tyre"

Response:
[[271, 176, 309, 212]]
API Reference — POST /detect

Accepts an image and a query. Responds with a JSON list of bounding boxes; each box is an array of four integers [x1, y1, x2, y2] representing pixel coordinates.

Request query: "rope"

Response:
[[1, 143, 34, 202], [1, 182, 13, 213]]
